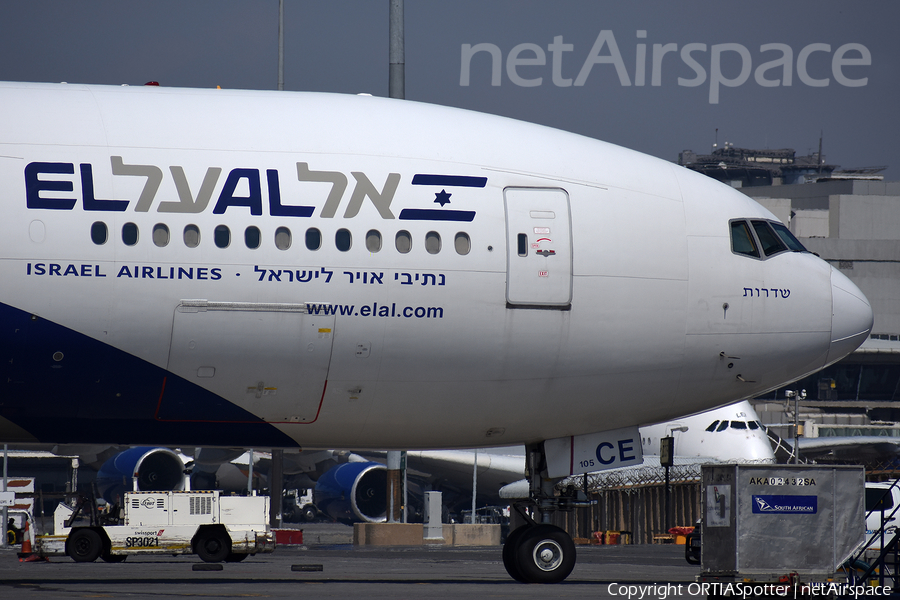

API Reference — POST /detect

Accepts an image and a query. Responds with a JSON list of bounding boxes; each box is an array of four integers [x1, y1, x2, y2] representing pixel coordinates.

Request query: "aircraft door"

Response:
[[504, 187, 573, 307], [163, 301, 334, 423]]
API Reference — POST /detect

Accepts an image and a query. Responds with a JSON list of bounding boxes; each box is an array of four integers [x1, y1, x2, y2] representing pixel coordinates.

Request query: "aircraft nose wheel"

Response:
[[503, 524, 576, 583], [534, 539, 563, 571]]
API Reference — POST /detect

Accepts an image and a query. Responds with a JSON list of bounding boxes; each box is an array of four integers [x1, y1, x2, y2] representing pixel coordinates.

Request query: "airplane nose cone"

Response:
[[827, 267, 874, 365]]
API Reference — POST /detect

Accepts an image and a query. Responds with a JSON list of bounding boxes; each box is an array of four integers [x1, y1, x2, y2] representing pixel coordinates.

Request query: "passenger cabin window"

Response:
[[455, 232, 471, 255], [214, 225, 230, 249], [751, 220, 787, 257], [245, 226, 261, 249], [517, 233, 528, 257], [306, 228, 321, 251], [122, 223, 138, 246], [366, 230, 382, 253], [153, 224, 170, 247], [425, 231, 441, 254], [184, 224, 200, 248], [730, 220, 759, 257], [91, 222, 108, 245], [336, 228, 351, 252], [275, 227, 292, 250], [395, 230, 412, 254]]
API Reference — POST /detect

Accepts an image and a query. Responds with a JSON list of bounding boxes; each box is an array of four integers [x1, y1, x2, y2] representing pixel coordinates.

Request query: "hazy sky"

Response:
[[2, 1, 897, 178]]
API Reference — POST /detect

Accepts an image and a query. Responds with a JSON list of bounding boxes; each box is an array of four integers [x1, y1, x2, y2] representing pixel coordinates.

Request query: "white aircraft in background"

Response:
[[501, 400, 774, 499], [638, 400, 774, 463], [0, 82, 872, 582], [53, 400, 775, 526], [85, 401, 774, 525], [376, 401, 778, 520]]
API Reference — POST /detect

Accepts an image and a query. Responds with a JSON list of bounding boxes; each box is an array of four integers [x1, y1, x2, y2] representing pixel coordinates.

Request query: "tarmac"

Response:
[[0, 523, 704, 600]]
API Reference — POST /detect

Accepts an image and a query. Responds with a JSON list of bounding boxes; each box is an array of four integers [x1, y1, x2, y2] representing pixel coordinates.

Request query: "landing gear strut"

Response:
[[502, 443, 589, 584]]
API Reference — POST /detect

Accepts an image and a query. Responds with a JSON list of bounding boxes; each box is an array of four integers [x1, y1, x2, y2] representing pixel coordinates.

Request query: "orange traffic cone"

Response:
[[21, 554, 47, 562], [18, 517, 46, 562], [17, 517, 32, 560]]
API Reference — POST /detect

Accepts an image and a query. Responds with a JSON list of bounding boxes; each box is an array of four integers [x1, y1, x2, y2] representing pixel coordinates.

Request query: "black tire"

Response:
[[101, 552, 128, 563], [68, 528, 103, 563], [685, 530, 701, 565], [514, 524, 576, 584], [195, 529, 231, 563], [225, 552, 249, 562], [302, 506, 317, 522], [502, 526, 529, 583]]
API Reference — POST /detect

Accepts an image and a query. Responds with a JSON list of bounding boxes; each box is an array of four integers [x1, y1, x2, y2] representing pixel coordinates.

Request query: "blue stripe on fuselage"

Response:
[[411, 174, 487, 188], [398, 209, 476, 222], [0, 301, 298, 447]]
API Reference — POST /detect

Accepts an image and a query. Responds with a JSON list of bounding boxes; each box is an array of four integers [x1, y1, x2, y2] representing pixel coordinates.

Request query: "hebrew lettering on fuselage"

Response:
[[26, 160, 402, 220], [743, 287, 790, 298]]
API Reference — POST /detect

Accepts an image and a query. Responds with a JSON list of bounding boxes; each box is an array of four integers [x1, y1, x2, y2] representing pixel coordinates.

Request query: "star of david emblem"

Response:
[[434, 189, 452, 207]]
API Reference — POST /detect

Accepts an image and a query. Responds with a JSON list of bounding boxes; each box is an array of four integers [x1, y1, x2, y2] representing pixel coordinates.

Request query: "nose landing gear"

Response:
[[504, 522, 577, 583], [501, 443, 588, 584]]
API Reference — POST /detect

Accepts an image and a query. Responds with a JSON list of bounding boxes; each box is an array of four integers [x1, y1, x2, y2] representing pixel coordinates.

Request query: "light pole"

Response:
[[277, 0, 284, 90], [1, 444, 7, 549], [785, 389, 807, 464], [661, 426, 688, 533], [386, 0, 408, 525]]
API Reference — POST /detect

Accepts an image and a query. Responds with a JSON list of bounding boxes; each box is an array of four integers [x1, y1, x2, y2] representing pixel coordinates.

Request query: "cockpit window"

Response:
[[748, 421, 760, 430], [706, 421, 720, 432], [751, 220, 788, 257], [716, 421, 729, 432], [770, 221, 808, 253], [731, 218, 808, 260], [730, 220, 760, 257], [730, 420, 748, 430]]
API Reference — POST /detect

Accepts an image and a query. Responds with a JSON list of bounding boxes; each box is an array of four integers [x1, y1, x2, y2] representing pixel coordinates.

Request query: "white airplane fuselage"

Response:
[[0, 82, 873, 452], [639, 400, 775, 463]]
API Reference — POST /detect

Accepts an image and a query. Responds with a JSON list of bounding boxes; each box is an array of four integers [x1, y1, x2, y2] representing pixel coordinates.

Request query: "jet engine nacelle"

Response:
[[95, 447, 186, 504], [313, 462, 387, 524]]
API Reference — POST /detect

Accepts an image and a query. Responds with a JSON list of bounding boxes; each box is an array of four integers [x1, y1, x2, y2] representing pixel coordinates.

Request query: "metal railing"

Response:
[[847, 479, 900, 590]]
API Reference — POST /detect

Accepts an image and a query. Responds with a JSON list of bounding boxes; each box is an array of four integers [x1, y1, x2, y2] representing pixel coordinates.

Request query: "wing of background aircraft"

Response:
[[341, 449, 525, 522], [795, 436, 900, 462]]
